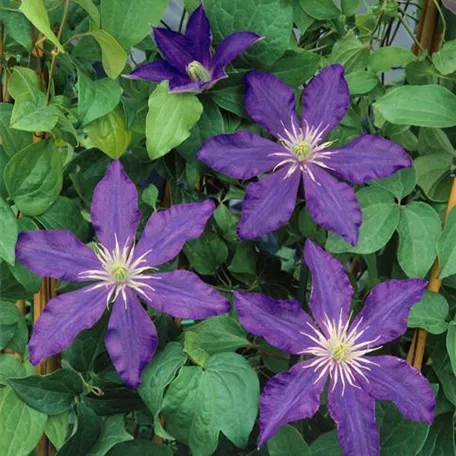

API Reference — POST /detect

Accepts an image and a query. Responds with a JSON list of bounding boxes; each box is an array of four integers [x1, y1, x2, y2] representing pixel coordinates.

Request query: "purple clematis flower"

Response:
[[16, 160, 230, 388], [125, 4, 262, 93], [197, 65, 412, 244], [234, 240, 435, 456]]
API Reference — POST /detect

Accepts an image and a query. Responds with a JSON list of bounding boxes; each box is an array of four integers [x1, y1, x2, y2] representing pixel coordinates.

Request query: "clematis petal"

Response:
[[212, 32, 262, 75], [139, 270, 230, 319], [244, 71, 300, 139], [16, 230, 102, 282], [238, 165, 301, 240], [105, 289, 158, 388], [29, 285, 110, 365], [358, 356, 435, 424], [303, 164, 362, 246], [169, 79, 204, 93], [125, 59, 188, 84], [197, 131, 284, 180], [91, 160, 141, 252], [185, 4, 212, 66], [258, 360, 326, 447], [303, 240, 353, 334], [301, 64, 349, 137], [351, 279, 426, 346], [328, 381, 379, 456], [134, 200, 215, 267], [153, 27, 195, 74], [318, 135, 412, 184], [234, 292, 315, 354]]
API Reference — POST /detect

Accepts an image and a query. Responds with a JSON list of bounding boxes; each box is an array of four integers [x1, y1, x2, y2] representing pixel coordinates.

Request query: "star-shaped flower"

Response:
[[125, 4, 262, 93], [16, 160, 230, 388], [234, 240, 434, 455], [197, 65, 411, 244]]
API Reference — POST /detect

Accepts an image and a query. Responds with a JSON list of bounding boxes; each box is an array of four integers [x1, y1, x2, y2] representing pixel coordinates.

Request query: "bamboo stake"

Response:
[[407, 1, 456, 369]]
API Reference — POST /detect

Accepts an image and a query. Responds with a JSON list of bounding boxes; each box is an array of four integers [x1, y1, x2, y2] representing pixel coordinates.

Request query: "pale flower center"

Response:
[[186, 61, 211, 82], [269, 117, 338, 181], [79, 235, 160, 308], [299, 311, 382, 395]]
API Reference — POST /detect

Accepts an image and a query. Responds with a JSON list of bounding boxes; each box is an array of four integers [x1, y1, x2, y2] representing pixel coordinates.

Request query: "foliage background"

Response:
[[0, 0, 456, 455]]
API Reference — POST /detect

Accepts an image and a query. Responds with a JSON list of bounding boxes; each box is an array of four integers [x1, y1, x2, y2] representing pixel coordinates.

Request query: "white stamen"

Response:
[[300, 309, 382, 396], [79, 235, 160, 308], [268, 116, 337, 180]]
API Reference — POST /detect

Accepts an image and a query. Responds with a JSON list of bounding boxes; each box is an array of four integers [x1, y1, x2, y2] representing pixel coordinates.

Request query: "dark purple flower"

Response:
[[16, 160, 230, 388], [197, 65, 412, 245], [234, 240, 434, 456], [125, 4, 262, 93]]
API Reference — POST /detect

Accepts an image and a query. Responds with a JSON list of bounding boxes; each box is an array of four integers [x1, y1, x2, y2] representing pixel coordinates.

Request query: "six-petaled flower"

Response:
[[125, 3, 262, 93], [16, 160, 230, 388], [197, 64, 412, 245], [234, 240, 435, 456]]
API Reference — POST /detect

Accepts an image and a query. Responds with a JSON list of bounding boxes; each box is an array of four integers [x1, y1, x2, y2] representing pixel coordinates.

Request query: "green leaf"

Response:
[[369, 166, 416, 200], [73, 0, 101, 26], [206, 0, 293, 67], [0, 301, 27, 354], [432, 40, 456, 75], [0, 198, 18, 265], [345, 71, 379, 95], [4, 139, 63, 216], [58, 404, 102, 456], [0, 386, 48, 456], [369, 47, 416, 72], [437, 208, 456, 279], [45, 412, 69, 450], [183, 231, 228, 275], [138, 342, 186, 418], [0, 354, 26, 385], [214, 203, 238, 243], [326, 188, 400, 254], [447, 320, 456, 377], [101, 0, 169, 48], [299, 0, 340, 20], [267, 424, 311, 456], [374, 85, 456, 127], [7, 67, 59, 132], [35, 196, 89, 241], [310, 431, 342, 456], [377, 401, 430, 456], [19, 0, 65, 53], [293, 1, 315, 34], [1, 7, 33, 51], [163, 352, 259, 456], [417, 412, 456, 456], [146, 82, 203, 160], [9, 368, 84, 415], [414, 154, 453, 203], [329, 32, 369, 73], [432, 335, 456, 405], [106, 440, 173, 456], [0, 103, 32, 157], [184, 332, 209, 368], [84, 110, 131, 158], [397, 202, 441, 278], [86, 415, 133, 456], [87, 29, 127, 79], [78, 71, 122, 126], [210, 71, 247, 118], [341, 0, 360, 16], [269, 50, 320, 86], [417, 127, 454, 157], [408, 290, 449, 335], [228, 242, 257, 280], [180, 315, 249, 355], [142, 184, 159, 210]]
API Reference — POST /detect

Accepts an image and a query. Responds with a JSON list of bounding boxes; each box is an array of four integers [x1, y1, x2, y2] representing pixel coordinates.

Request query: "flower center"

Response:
[[186, 61, 211, 82], [299, 311, 382, 395], [292, 140, 312, 159], [331, 343, 350, 362], [78, 235, 159, 308], [110, 263, 129, 282]]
